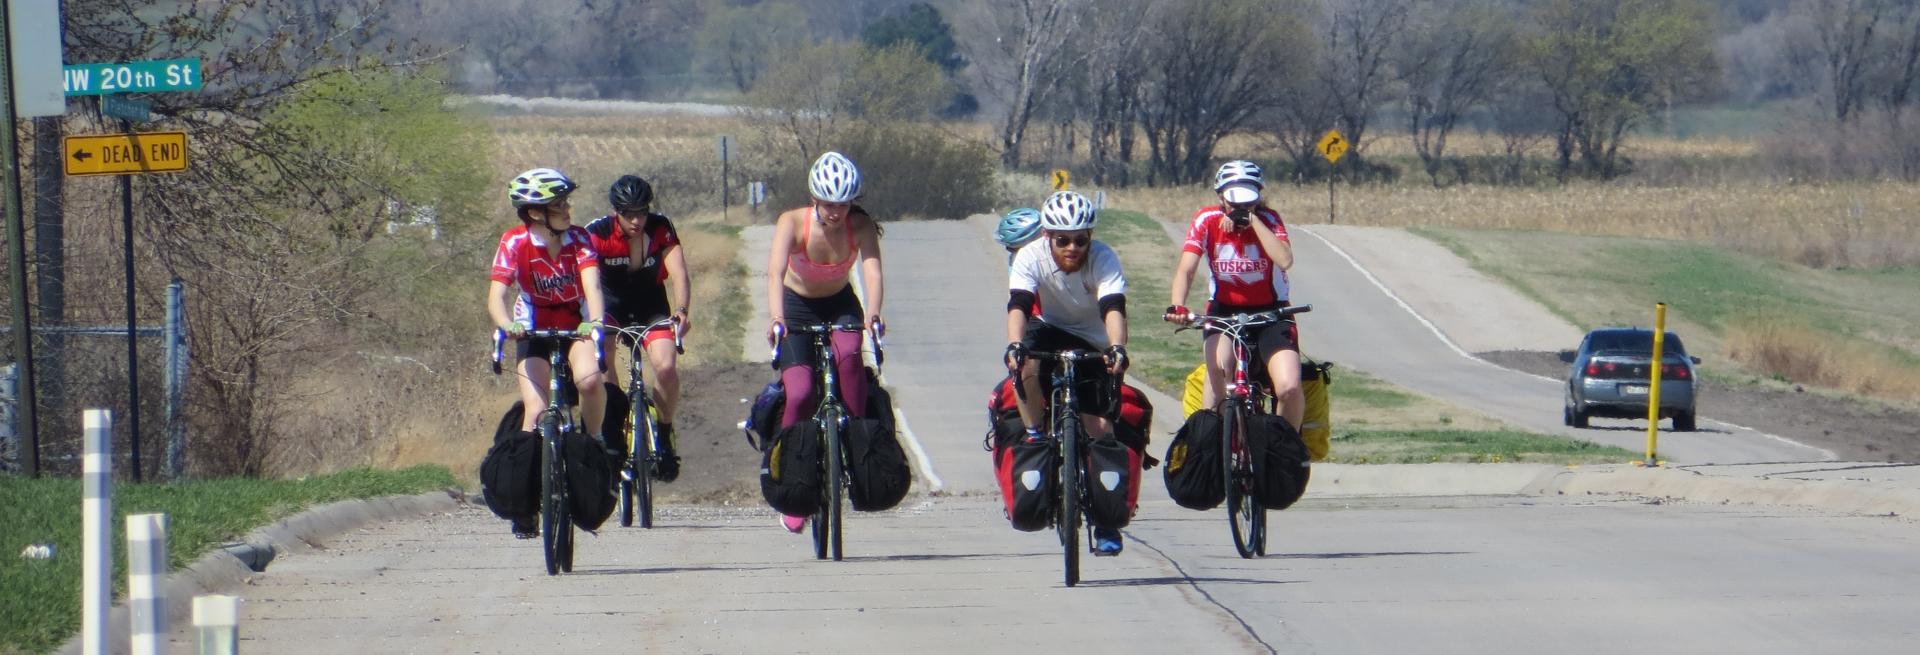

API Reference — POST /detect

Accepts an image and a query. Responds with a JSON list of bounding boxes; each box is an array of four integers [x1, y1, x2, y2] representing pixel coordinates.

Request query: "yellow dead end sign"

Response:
[[1050, 168, 1070, 191], [1317, 129, 1348, 165], [63, 132, 188, 176]]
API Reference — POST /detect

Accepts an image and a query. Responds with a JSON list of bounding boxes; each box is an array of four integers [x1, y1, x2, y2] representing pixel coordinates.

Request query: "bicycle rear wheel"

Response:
[[1058, 417, 1082, 587], [826, 417, 845, 562], [621, 391, 655, 529], [1224, 406, 1260, 559]]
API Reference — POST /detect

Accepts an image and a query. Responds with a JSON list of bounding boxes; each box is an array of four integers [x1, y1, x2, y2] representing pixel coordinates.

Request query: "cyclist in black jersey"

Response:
[[583, 175, 691, 481]]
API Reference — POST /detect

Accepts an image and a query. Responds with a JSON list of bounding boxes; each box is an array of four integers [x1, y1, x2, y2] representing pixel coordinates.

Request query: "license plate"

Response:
[[1620, 384, 1649, 395]]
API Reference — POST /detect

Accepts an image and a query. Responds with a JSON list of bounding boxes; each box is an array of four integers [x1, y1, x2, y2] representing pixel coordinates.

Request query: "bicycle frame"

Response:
[[772, 321, 883, 562], [1177, 305, 1311, 558], [1013, 348, 1107, 587], [607, 318, 684, 529], [492, 327, 604, 574]]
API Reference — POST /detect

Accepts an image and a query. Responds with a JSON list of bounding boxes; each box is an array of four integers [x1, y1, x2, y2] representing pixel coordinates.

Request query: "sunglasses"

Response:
[[618, 208, 650, 220], [1051, 234, 1091, 249]]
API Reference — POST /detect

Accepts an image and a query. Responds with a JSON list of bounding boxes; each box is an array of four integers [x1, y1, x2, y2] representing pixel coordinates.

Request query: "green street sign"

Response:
[[63, 59, 202, 96], [102, 96, 152, 123]]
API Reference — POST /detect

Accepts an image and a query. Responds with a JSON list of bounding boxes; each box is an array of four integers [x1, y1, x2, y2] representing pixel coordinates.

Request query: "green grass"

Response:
[[0, 466, 456, 654], [1406, 226, 1920, 396], [1096, 208, 1210, 393], [1324, 429, 1640, 464]]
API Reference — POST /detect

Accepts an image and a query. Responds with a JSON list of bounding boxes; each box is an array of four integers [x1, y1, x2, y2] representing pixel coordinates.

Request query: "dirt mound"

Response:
[[1479, 350, 1920, 463], [652, 361, 779, 505]]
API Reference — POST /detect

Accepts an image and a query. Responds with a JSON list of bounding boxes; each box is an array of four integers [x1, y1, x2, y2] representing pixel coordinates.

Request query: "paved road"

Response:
[[150, 220, 1909, 653], [178, 493, 1919, 654], [1238, 222, 1833, 463]]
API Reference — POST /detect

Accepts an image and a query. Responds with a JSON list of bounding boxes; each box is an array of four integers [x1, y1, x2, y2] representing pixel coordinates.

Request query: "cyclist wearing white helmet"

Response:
[[1003, 190, 1130, 555], [1164, 159, 1303, 433], [765, 151, 886, 534], [487, 167, 609, 536]]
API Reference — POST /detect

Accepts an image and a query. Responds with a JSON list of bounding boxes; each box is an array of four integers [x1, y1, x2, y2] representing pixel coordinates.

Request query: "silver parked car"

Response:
[[1561, 328, 1700, 431]]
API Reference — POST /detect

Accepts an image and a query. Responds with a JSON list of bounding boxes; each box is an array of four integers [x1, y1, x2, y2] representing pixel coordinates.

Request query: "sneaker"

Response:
[[511, 516, 538, 539], [1022, 428, 1048, 445], [780, 513, 807, 533], [1093, 527, 1123, 556], [652, 427, 680, 483]]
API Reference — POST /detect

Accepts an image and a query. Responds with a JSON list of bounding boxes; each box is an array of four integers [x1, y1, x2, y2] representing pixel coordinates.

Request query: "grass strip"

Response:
[[0, 465, 456, 654]]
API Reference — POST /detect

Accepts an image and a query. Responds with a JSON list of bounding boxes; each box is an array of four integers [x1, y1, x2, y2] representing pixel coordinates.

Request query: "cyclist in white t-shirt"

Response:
[[1003, 190, 1130, 554]]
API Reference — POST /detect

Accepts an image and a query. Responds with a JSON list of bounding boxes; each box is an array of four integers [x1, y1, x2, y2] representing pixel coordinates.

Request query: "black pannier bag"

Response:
[[563, 431, 618, 531], [760, 420, 824, 517], [846, 371, 912, 511], [1247, 414, 1312, 510], [1163, 409, 1226, 510], [479, 402, 537, 521], [995, 438, 1057, 531], [1084, 436, 1140, 529]]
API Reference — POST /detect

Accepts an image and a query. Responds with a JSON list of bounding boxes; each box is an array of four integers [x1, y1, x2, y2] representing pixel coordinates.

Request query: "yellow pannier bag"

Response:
[[1182, 359, 1333, 461]]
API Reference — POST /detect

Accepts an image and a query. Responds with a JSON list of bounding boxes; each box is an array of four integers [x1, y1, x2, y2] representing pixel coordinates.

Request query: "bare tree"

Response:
[[1803, 0, 1892, 123], [1318, 0, 1412, 162], [1080, 0, 1156, 185], [956, 0, 1084, 168], [1397, 0, 1518, 186], [1136, 0, 1310, 184]]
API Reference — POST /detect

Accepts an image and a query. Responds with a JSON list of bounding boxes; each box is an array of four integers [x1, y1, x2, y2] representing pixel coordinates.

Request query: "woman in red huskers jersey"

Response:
[[487, 168, 610, 448], [1163, 160, 1304, 432]]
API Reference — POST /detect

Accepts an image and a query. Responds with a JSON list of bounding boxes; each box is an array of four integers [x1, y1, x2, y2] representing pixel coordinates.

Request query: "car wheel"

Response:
[[1672, 411, 1696, 432], [1562, 403, 1573, 426], [1570, 404, 1590, 429]]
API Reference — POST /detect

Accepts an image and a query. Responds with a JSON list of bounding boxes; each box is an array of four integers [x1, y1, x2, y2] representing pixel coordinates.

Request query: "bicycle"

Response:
[[606, 317, 684, 529], [492, 327, 603, 575], [770, 320, 883, 562], [1011, 348, 1112, 587], [1175, 304, 1312, 559]]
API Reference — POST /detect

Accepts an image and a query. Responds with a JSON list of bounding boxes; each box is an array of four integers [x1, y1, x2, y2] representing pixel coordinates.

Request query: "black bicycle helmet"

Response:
[[609, 175, 654, 213]]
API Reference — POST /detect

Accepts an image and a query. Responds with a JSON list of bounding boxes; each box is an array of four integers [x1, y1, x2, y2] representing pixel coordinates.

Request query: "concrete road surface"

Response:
[[169, 493, 1920, 654]]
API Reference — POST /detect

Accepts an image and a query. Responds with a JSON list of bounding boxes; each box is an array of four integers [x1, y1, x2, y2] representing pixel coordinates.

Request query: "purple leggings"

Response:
[[779, 330, 867, 427]]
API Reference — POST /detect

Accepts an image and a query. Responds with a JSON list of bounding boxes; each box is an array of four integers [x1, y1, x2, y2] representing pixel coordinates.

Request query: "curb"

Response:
[[55, 490, 463, 655], [1305, 462, 1919, 518]]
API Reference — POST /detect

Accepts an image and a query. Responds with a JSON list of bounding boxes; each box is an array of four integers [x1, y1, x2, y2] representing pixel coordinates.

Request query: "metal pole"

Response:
[[164, 279, 184, 479], [128, 512, 170, 655], [1645, 302, 1667, 465], [83, 410, 113, 655], [0, 0, 43, 477], [1327, 167, 1336, 225], [720, 136, 730, 223], [193, 595, 239, 655], [121, 118, 143, 481]]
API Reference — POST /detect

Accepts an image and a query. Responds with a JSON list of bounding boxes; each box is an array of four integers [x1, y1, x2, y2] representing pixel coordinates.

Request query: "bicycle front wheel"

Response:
[[1224, 406, 1260, 559], [1058, 416, 1082, 587], [625, 392, 655, 529], [539, 416, 570, 575], [826, 417, 845, 562]]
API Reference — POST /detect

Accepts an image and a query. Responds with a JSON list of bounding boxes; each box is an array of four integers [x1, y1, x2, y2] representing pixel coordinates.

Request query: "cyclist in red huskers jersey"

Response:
[[488, 168, 610, 455], [584, 175, 690, 481], [1163, 160, 1304, 432]]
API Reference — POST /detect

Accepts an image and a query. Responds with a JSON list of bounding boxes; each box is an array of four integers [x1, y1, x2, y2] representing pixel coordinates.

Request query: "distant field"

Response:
[[1412, 227, 1920, 404]]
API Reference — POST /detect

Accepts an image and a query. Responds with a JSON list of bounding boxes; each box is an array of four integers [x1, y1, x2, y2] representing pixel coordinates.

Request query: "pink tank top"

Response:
[[787, 210, 858, 284]]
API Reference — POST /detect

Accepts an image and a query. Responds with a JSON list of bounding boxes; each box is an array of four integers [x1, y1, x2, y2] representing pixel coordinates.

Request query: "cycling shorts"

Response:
[[1020, 318, 1114, 416], [606, 286, 678, 349], [1204, 301, 1298, 388], [776, 284, 865, 370]]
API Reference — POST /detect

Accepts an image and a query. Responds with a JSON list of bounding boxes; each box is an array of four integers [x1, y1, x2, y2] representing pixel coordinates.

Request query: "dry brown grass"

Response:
[[1724, 322, 1920, 402]]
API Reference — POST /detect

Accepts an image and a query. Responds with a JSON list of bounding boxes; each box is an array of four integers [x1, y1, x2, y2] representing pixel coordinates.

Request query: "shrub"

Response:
[[764, 123, 998, 220]]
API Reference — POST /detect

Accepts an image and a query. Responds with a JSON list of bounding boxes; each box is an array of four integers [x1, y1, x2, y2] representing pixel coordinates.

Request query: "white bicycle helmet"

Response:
[[1039, 191, 1097, 231], [1214, 160, 1264, 204], [808, 151, 862, 202]]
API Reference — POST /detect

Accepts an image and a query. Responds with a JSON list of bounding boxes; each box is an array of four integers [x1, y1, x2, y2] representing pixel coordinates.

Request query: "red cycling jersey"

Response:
[[490, 224, 600, 329], [1182, 205, 1291, 307]]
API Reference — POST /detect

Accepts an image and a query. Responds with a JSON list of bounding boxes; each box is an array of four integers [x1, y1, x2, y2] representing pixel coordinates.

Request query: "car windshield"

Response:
[[1590, 331, 1686, 355]]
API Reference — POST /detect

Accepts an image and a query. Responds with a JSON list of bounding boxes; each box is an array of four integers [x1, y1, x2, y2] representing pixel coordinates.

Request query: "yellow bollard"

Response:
[[1644, 303, 1666, 465]]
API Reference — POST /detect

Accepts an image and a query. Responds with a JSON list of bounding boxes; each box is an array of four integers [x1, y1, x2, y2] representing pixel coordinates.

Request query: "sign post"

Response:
[[717, 135, 730, 222], [1317, 129, 1348, 224]]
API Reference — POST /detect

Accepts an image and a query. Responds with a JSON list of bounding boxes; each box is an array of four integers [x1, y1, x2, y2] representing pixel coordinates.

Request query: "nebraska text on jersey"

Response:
[[490, 224, 600, 329], [1182, 205, 1291, 307]]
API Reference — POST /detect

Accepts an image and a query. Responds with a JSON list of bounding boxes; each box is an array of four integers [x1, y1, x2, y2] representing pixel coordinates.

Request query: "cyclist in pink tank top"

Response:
[[764, 151, 886, 534]]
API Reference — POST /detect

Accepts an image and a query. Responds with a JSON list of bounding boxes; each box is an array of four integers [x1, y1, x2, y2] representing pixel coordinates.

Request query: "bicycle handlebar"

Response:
[[490, 328, 605, 375], [1173, 304, 1312, 336], [770, 320, 885, 371], [1010, 349, 1109, 403], [607, 317, 685, 355]]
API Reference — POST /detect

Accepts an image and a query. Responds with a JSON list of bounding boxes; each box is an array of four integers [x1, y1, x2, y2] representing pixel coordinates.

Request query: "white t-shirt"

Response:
[[1009, 238, 1127, 348]]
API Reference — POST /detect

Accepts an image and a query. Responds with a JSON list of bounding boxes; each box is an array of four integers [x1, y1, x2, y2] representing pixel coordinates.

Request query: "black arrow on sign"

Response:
[[72, 149, 94, 162]]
